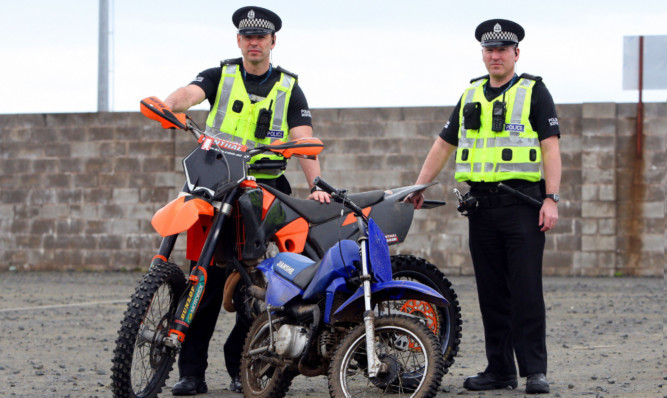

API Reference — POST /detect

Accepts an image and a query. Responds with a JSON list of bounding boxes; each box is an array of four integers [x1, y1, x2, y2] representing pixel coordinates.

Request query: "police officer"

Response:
[[163, 6, 330, 395], [406, 19, 561, 394]]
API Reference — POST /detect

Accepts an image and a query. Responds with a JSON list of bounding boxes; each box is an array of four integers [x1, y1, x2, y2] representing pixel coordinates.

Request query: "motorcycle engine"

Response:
[[275, 325, 309, 358]]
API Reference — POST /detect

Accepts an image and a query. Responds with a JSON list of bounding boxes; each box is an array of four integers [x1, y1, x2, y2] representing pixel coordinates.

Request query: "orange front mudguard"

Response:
[[151, 196, 215, 237]]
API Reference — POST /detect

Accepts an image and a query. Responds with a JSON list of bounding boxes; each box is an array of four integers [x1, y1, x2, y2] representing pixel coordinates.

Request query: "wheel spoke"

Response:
[[111, 263, 186, 397], [334, 320, 436, 397], [130, 278, 174, 393], [241, 313, 298, 398]]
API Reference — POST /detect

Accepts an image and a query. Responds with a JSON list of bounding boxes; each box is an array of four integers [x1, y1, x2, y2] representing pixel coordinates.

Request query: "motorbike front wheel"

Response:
[[328, 315, 444, 398], [110, 262, 186, 398], [241, 313, 298, 398]]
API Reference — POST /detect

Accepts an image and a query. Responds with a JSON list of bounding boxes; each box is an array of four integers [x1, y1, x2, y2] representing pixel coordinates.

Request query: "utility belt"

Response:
[[455, 180, 544, 216], [474, 184, 542, 208]]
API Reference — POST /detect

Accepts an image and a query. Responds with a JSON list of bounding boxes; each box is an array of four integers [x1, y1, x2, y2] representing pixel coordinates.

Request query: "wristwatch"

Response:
[[545, 193, 560, 203], [310, 186, 323, 194]]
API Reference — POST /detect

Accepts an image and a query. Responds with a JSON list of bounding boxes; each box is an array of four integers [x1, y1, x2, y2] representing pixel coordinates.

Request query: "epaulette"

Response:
[[275, 65, 298, 80], [518, 73, 542, 82], [470, 74, 489, 83], [220, 57, 243, 66]]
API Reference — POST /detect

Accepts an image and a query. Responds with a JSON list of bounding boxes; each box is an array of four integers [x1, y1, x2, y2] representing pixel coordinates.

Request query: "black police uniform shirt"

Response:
[[190, 59, 312, 129], [439, 75, 560, 145]]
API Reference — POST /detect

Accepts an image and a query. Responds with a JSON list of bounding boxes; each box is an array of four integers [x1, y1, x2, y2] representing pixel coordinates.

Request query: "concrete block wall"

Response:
[[1, 103, 664, 275], [285, 103, 665, 277], [614, 103, 667, 276], [1, 112, 184, 271]]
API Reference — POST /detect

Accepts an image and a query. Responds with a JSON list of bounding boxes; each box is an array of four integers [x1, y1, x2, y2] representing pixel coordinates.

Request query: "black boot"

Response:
[[172, 376, 208, 396], [463, 372, 518, 391], [229, 374, 242, 393], [526, 373, 550, 394]]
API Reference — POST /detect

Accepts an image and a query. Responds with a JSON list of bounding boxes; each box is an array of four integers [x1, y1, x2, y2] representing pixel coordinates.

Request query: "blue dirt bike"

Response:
[[241, 177, 448, 398]]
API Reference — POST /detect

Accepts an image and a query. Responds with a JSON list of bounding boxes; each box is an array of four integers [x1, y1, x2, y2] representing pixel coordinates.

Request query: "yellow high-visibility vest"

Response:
[[205, 62, 296, 179], [455, 76, 542, 182]]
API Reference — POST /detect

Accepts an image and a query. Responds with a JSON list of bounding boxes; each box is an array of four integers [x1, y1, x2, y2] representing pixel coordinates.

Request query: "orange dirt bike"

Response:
[[110, 98, 461, 397]]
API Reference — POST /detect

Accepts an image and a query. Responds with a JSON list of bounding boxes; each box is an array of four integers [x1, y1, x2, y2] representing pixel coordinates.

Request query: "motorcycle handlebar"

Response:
[[247, 160, 287, 171], [313, 177, 366, 219], [186, 120, 204, 141], [313, 177, 337, 195]]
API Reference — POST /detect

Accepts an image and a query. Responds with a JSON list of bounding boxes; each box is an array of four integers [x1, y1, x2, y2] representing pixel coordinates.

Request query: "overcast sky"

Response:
[[2, 0, 666, 114]]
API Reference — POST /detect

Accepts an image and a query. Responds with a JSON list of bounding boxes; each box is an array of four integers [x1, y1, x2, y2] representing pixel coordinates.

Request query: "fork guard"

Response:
[[331, 280, 449, 323]]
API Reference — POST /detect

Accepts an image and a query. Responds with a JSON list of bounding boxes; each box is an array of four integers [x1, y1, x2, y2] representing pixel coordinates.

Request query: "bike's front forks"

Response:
[[359, 234, 384, 378], [161, 194, 237, 349]]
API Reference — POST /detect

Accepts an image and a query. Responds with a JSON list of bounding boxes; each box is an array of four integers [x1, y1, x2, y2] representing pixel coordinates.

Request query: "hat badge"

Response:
[[247, 9, 255, 19], [493, 23, 502, 33]]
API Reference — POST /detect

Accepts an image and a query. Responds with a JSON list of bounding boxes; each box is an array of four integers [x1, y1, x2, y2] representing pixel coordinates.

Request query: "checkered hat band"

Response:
[[481, 31, 518, 43], [239, 18, 275, 31]]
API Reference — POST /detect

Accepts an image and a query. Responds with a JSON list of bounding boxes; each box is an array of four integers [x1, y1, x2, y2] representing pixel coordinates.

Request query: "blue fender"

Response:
[[331, 280, 449, 322]]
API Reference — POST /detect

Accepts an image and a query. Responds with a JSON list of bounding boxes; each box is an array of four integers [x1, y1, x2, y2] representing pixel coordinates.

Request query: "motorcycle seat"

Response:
[[259, 184, 386, 224], [272, 252, 320, 290]]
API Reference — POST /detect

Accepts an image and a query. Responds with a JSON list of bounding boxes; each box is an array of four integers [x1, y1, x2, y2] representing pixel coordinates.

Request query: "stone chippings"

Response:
[[0, 272, 661, 396]]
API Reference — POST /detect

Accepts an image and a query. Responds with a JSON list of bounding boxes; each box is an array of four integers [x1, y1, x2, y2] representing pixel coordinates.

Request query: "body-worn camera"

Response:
[[232, 100, 244, 113], [492, 101, 506, 132]]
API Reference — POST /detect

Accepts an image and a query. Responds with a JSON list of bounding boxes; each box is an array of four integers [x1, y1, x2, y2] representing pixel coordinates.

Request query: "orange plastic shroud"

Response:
[[151, 196, 215, 238]]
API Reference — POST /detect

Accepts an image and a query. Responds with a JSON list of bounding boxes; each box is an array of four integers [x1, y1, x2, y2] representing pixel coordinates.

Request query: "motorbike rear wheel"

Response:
[[241, 313, 298, 398], [110, 262, 186, 398], [390, 255, 462, 374], [328, 315, 444, 398]]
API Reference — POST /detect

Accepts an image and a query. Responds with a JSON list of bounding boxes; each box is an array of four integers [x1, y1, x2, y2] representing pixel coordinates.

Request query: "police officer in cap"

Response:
[[406, 19, 561, 394], [164, 6, 330, 395]]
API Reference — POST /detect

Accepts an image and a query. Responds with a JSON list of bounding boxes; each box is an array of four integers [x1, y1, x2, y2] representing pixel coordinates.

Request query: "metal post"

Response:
[[98, 0, 109, 112], [636, 35, 643, 158]]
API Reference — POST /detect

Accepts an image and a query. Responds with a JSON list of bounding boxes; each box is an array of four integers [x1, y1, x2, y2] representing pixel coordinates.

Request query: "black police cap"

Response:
[[232, 6, 282, 35], [475, 19, 525, 47]]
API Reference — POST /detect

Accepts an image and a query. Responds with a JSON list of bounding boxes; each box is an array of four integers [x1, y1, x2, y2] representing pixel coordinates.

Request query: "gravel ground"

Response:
[[0, 271, 662, 398]]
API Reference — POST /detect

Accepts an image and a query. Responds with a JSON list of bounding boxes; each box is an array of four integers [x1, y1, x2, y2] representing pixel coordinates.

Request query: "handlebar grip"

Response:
[[313, 176, 337, 195], [313, 177, 366, 217], [247, 160, 287, 170]]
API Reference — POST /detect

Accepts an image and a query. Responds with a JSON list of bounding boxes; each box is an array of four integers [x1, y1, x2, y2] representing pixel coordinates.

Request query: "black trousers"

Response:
[[468, 202, 547, 377], [177, 263, 251, 379], [177, 176, 290, 379]]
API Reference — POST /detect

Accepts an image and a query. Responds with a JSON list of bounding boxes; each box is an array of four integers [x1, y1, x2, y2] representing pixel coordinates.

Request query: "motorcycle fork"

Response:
[[150, 234, 178, 267], [165, 189, 239, 347], [357, 217, 383, 378]]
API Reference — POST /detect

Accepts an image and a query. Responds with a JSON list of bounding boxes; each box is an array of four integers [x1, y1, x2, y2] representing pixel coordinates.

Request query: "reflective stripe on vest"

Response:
[[209, 64, 238, 133], [272, 75, 294, 131], [456, 161, 541, 173], [455, 77, 541, 183], [204, 64, 296, 178]]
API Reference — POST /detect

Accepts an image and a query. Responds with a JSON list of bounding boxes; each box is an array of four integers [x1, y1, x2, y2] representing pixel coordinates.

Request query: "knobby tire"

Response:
[[328, 315, 445, 398], [241, 313, 298, 398], [110, 262, 186, 398], [390, 254, 462, 374]]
